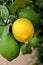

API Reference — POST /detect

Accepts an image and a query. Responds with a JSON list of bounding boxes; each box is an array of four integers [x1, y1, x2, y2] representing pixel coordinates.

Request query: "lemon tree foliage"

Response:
[[0, 17, 5, 25], [0, 5, 9, 20], [0, 0, 43, 63], [9, 0, 30, 14]]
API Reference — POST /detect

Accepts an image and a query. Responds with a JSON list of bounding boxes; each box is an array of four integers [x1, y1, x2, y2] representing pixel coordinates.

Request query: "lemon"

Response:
[[12, 18, 34, 42], [29, 36, 40, 48], [0, 25, 20, 61], [17, 8, 40, 29], [21, 43, 32, 54]]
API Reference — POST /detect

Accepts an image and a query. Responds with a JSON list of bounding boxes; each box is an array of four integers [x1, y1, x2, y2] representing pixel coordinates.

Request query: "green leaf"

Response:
[[9, 0, 30, 14], [0, 17, 5, 25], [32, 61, 38, 65], [36, 0, 43, 4], [0, 0, 4, 2], [0, 5, 9, 20]]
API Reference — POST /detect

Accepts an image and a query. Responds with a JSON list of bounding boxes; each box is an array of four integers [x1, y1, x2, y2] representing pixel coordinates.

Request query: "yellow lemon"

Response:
[[12, 18, 34, 42]]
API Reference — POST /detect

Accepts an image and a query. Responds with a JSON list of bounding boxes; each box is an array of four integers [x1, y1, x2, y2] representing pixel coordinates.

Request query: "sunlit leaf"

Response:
[[9, 0, 30, 14], [0, 5, 9, 20]]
